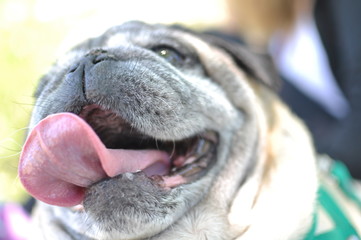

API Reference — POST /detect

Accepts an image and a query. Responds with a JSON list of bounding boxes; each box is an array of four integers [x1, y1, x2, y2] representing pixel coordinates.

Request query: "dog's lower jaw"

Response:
[[34, 172, 217, 240], [82, 173, 191, 240]]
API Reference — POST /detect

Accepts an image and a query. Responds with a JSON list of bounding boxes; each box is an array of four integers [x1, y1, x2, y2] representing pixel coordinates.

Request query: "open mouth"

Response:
[[79, 105, 218, 188], [19, 104, 218, 207]]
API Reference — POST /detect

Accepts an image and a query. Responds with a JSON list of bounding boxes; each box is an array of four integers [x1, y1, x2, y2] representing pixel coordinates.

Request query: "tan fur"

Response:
[[228, 88, 318, 239]]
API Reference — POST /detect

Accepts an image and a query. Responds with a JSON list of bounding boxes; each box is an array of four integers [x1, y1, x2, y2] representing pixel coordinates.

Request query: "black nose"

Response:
[[67, 49, 113, 74], [66, 49, 115, 99]]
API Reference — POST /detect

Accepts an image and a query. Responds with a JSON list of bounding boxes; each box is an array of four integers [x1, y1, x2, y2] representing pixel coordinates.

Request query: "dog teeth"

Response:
[[172, 154, 210, 177], [169, 137, 215, 178], [183, 156, 197, 165], [199, 132, 218, 144], [71, 204, 84, 212], [195, 139, 210, 154], [187, 138, 212, 159], [124, 172, 134, 180], [176, 162, 204, 177]]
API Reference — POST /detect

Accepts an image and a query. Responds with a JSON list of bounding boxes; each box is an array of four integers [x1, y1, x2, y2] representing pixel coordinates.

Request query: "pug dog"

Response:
[[18, 21, 361, 240]]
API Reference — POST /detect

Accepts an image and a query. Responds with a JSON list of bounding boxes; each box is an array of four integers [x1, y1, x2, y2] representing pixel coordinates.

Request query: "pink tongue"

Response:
[[18, 113, 170, 207]]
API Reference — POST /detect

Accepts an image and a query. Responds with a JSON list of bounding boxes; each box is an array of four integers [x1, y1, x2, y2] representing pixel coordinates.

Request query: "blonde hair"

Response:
[[227, 0, 312, 46]]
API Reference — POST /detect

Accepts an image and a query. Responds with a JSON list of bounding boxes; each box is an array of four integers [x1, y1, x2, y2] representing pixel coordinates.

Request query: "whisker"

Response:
[[168, 140, 176, 159], [0, 151, 21, 159]]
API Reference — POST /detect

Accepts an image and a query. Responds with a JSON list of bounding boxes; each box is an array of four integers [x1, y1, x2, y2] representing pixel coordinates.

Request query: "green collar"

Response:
[[303, 160, 361, 240]]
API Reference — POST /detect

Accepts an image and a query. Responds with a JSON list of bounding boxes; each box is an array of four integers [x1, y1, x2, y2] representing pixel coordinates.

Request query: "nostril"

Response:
[[93, 55, 108, 64], [92, 54, 117, 64], [68, 63, 80, 74], [67, 51, 115, 75]]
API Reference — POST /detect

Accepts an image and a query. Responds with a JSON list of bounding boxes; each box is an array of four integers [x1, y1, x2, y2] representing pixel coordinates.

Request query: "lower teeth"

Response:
[[170, 142, 215, 178]]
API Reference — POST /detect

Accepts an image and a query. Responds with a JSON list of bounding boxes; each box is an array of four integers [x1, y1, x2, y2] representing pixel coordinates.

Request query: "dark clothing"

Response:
[[281, 0, 361, 178]]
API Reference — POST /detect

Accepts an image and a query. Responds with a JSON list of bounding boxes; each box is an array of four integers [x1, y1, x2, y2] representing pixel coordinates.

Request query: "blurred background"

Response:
[[1, 0, 361, 205]]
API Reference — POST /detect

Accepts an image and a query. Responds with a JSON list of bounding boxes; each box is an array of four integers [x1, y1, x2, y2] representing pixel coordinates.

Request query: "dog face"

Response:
[[18, 21, 291, 240]]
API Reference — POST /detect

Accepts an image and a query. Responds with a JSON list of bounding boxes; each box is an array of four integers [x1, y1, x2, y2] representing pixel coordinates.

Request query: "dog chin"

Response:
[[48, 173, 216, 240]]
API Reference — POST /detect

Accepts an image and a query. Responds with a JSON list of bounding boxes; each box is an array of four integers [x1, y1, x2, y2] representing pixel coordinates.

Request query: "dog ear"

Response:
[[201, 33, 281, 91]]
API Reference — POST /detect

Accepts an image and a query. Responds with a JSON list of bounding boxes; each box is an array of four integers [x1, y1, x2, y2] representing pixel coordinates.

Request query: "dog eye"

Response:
[[152, 46, 184, 64]]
